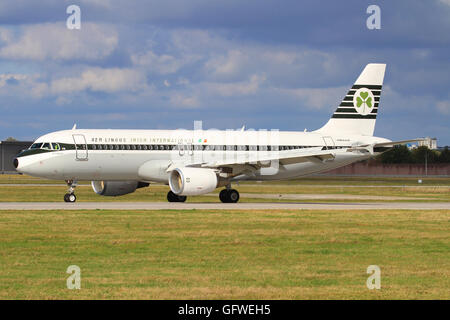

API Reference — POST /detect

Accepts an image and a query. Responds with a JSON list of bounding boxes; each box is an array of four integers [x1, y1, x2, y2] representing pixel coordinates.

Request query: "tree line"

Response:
[[377, 145, 450, 164]]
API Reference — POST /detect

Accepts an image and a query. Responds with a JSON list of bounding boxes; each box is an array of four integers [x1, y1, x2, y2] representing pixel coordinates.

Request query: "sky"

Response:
[[0, 0, 449, 145]]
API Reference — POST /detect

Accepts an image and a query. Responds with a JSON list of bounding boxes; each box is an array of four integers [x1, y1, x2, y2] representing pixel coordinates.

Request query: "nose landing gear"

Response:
[[64, 180, 77, 203]]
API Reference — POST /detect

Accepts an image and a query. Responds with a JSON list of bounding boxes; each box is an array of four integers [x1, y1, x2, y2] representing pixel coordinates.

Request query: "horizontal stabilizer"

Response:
[[372, 138, 425, 147], [355, 138, 426, 148]]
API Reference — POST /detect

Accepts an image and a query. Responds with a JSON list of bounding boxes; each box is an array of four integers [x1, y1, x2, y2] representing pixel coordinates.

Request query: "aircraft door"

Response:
[[187, 142, 194, 156], [73, 134, 88, 161], [322, 136, 335, 150], [178, 141, 185, 156]]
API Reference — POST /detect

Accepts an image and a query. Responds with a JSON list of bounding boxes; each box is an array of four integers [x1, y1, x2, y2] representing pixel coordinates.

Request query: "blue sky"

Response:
[[0, 0, 449, 144]]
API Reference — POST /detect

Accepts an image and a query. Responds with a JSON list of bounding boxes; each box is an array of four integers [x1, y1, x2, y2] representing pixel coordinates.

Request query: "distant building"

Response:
[[418, 137, 437, 150], [0, 140, 33, 174], [406, 143, 418, 150]]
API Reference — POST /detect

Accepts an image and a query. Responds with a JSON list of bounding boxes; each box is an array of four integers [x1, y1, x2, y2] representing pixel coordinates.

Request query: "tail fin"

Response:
[[316, 63, 386, 136]]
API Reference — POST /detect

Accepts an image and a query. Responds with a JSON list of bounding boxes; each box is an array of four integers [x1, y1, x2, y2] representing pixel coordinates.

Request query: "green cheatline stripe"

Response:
[[16, 149, 53, 157], [352, 85, 382, 90], [332, 114, 377, 119]]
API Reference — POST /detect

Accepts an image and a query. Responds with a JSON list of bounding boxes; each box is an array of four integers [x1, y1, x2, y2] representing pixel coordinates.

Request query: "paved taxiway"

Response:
[[0, 201, 448, 210]]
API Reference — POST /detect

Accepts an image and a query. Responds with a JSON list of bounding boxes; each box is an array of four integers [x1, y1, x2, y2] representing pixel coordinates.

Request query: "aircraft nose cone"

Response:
[[13, 158, 19, 169]]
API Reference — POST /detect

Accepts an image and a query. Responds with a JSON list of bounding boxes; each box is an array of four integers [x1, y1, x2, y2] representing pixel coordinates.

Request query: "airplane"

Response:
[[13, 63, 422, 203]]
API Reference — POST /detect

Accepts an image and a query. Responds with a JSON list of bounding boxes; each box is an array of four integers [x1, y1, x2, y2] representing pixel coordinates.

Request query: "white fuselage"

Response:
[[15, 129, 390, 182]]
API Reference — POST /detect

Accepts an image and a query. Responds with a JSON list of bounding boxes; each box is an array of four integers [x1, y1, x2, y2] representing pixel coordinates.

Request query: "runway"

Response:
[[0, 201, 448, 210]]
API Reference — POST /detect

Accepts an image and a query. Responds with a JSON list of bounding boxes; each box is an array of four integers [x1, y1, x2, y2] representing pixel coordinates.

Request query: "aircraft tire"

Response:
[[64, 193, 76, 203], [228, 189, 240, 203], [167, 191, 186, 202], [219, 189, 229, 203], [219, 189, 239, 203]]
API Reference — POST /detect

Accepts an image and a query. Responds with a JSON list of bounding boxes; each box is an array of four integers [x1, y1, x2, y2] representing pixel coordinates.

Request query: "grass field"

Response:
[[0, 174, 448, 299], [1, 174, 450, 186], [0, 209, 448, 299], [0, 174, 449, 202]]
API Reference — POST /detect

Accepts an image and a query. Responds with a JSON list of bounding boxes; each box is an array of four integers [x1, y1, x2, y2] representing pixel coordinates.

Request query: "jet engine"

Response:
[[91, 181, 149, 196], [169, 167, 218, 196]]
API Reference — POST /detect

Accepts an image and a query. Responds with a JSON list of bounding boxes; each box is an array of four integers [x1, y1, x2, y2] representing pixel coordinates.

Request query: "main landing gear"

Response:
[[64, 180, 77, 203], [167, 190, 187, 202], [165, 188, 240, 203], [219, 188, 240, 203]]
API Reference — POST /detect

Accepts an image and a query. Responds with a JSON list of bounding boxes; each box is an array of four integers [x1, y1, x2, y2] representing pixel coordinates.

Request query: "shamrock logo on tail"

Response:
[[356, 91, 373, 113], [353, 88, 375, 116]]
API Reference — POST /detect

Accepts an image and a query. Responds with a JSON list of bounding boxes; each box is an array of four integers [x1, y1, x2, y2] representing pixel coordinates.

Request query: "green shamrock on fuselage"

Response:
[[356, 91, 373, 113]]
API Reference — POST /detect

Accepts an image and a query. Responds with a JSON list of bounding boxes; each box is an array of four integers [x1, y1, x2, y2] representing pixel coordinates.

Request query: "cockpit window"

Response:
[[52, 143, 60, 150], [42, 143, 52, 150], [30, 143, 42, 149]]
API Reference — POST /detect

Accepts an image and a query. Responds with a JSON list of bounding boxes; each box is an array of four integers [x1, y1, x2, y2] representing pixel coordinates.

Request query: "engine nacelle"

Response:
[[91, 181, 149, 196], [169, 168, 218, 196]]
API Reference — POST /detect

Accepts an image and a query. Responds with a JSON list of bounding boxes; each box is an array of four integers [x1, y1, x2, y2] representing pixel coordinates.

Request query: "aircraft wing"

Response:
[[185, 147, 337, 169]]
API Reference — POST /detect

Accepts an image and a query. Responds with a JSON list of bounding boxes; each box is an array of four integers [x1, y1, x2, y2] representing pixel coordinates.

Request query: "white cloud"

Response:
[[0, 73, 28, 87], [200, 74, 267, 97], [204, 50, 248, 77], [275, 86, 347, 110], [438, 0, 450, 6], [131, 50, 200, 75], [0, 73, 49, 99], [436, 101, 450, 114], [50, 67, 146, 94], [169, 93, 199, 108], [79, 0, 112, 8], [0, 23, 118, 61]]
